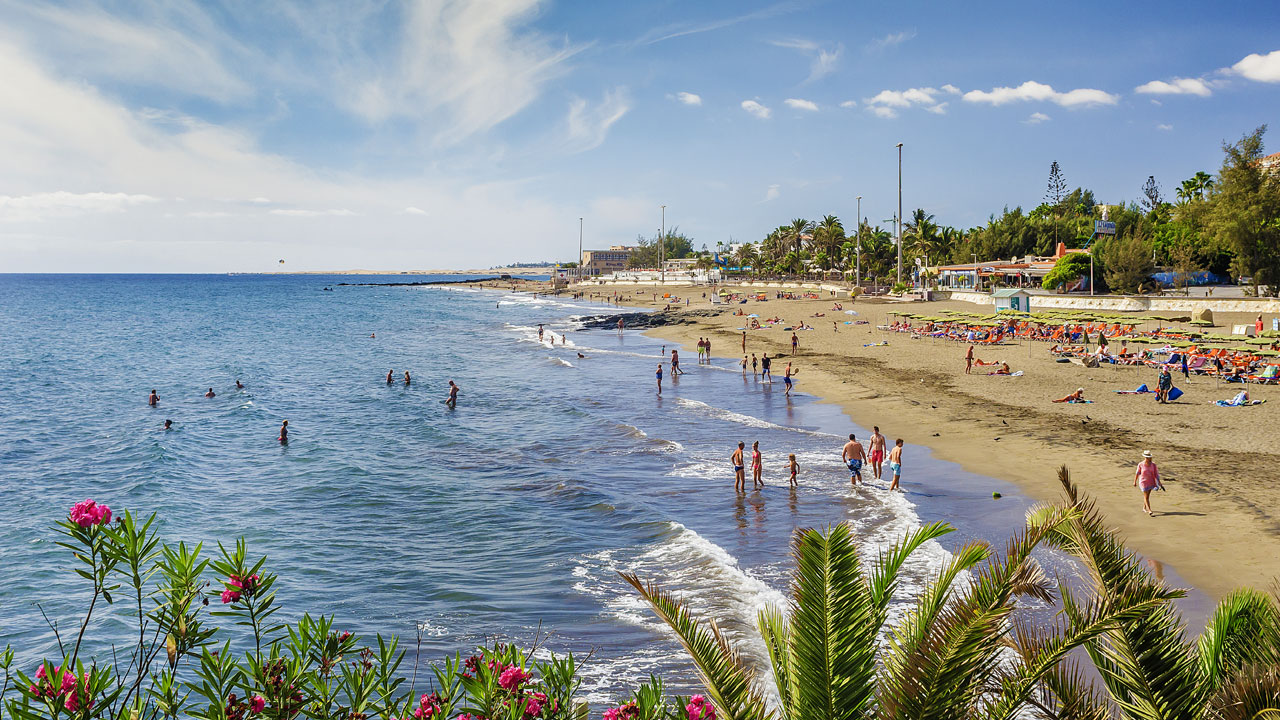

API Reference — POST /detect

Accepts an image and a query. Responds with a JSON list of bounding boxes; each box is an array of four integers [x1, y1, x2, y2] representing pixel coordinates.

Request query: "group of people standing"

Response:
[[729, 426, 904, 494]]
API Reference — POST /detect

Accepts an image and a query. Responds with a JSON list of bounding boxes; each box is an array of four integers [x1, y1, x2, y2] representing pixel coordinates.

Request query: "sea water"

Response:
[[0, 274, 1111, 702]]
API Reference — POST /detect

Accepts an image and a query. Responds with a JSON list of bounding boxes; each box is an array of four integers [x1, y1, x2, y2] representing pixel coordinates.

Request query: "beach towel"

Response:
[[1064, 399, 1094, 404], [1115, 383, 1153, 394], [1167, 386, 1184, 401], [987, 371, 1024, 377], [863, 341, 889, 347], [1214, 391, 1265, 407]]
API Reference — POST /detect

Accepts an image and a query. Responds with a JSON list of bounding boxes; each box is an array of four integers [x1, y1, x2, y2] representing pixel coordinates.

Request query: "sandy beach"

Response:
[[557, 283, 1280, 599]]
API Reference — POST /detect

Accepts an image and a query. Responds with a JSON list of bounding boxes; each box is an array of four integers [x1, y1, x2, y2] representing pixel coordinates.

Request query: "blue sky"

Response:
[[1, 0, 1278, 272]]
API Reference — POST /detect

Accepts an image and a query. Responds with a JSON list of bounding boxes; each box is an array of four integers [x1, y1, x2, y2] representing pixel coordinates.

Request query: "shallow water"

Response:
[[0, 275, 1207, 702]]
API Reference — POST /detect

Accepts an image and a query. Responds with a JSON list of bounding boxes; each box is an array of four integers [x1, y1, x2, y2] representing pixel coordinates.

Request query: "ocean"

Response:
[[0, 274, 1191, 703]]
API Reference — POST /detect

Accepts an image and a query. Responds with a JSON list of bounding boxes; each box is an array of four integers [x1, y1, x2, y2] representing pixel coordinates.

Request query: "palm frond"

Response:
[[1198, 589, 1280, 698], [788, 524, 876, 720], [1210, 663, 1280, 720], [757, 605, 792, 715], [621, 573, 773, 720]]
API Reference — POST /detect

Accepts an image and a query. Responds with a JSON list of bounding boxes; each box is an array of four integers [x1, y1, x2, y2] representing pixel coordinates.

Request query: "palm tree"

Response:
[[1026, 468, 1280, 720], [782, 218, 814, 256], [625, 501, 1157, 720], [904, 209, 941, 286], [813, 215, 846, 261], [1192, 170, 1215, 198], [734, 244, 759, 276], [1176, 181, 1195, 205]]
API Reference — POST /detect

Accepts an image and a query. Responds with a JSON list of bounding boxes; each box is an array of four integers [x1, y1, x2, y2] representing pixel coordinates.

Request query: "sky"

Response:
[[1, 0, 1279, 272]]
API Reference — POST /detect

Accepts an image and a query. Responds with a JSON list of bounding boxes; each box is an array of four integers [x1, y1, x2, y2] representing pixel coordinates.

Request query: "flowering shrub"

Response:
[[0, 500, 706, 720]]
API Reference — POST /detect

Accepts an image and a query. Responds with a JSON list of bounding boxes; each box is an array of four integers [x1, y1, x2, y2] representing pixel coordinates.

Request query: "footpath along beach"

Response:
[[556, 283, 1280, 599]]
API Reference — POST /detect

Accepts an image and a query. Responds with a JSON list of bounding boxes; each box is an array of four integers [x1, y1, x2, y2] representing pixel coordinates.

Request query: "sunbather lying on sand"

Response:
[[1053, 388, 1086, 403]]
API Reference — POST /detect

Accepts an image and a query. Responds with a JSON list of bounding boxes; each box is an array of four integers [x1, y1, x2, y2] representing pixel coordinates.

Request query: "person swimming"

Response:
[[163, 419, 173, 431], [404, 370, 411, 385], [235, 379, 244, 390], [205, 388, 216, 398], [278, 419, 289, 444]]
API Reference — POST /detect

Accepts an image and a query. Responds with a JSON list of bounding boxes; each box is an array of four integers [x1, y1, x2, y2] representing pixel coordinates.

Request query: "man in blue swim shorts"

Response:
[[841, 433, 866, 485]]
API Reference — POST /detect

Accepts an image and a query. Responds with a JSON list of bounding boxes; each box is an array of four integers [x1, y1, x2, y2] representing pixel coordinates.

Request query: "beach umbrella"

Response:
[[1245, 337, 1273, 345], [1256, 349, 1279, 357]]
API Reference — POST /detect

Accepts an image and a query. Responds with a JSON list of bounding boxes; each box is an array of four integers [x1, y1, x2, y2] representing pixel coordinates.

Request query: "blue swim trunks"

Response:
[[846, 459, 863, 474], [784, 376, 792, 386], [890, 462, 901, 475]]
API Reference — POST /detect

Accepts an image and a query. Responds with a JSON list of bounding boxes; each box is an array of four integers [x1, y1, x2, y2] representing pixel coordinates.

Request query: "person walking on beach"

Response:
[[887, 439, 904, 491], [751, 353, 759, 377], [731, 442, 746, 493], [788, 453, 798, 487], [842, 434, 866, 485], [751, 441, 763, 490], [868, 427, 886, 480], [965, 345, 974, 375], [1134, 450, 1163, 516], [791, 332, 799, 355], [1181, 353, 1189, 379], [1156, 366, 1173, 404], [387, 369, 394, 384], [205, 388, 216, 398], [148, 389, 159, 406], [656, 364, 663, 395], [278, 420, 289, 444], [741, 331, 746, 353], [617, 318, 624, 336], [783, 362, 798, 397], [446, 380, 460, 408], [761, 353, 772, 381]]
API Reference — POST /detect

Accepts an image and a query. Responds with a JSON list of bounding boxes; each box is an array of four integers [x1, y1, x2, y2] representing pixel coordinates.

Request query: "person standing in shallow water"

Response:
[[842, 433, 866, 485], [446, 380, 459, 408], [868, 426, 886, 480], [887, 439, 904, 491], [386, 369, 394, 384], [404, 370, 411, 385], [731, 442, 745, 493], [751, 441, 763, 490], [278, 420, 289, 444], [148, 389, 159, 406], [655, 363, 663, 395]]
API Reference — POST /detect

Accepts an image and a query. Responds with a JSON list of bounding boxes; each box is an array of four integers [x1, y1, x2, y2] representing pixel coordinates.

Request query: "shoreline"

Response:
[[572, 285, 1280, 600]]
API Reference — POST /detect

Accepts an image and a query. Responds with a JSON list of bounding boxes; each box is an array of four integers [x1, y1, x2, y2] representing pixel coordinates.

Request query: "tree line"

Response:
[[694, 126, 1279, 296]]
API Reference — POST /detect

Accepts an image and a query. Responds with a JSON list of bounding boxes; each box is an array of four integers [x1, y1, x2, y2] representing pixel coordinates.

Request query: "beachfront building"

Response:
[[935, 242, 1088, 290], [580, 246, 635, 276], [1262, 151, 1280, 176]]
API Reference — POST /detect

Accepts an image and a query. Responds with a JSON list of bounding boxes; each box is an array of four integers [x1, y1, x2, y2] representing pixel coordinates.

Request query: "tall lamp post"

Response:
[[855, 195, 862, 289], [896, 142, 904, 285], [578, 217, 583, 282], [660, 204, 666, 284]]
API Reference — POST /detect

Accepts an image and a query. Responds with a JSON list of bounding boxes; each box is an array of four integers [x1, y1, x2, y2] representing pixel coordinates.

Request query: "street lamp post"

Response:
[[578, 217, 583, 283], [1090, 252, 1095, 297], [660, 205, 666, 284], [855, 195, 862, 290], [896, 142, 903, 285]]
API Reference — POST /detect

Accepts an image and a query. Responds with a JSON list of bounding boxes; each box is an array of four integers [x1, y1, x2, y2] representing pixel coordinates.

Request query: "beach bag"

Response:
[[1168, 386, 1184, 401]]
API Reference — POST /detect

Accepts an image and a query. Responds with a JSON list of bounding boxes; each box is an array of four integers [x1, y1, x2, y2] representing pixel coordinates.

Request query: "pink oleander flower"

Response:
[[604, 702, 638, 720], [221, 589, 242, 604], [686, 695, 715, 720], [69, 499, 112, 527], [60, 671, 78, 695], [498, 666, 530, 691], [250, 695, 266, 713], [414, 692, 443, 719], [35, 664, 47, 681], [524, 691, 546, 717]]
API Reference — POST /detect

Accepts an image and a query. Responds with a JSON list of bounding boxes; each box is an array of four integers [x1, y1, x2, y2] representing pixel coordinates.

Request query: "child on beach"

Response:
[[887, 439, 903, 491], [788, 454, 798, 487], [741, 356, 748, 375]]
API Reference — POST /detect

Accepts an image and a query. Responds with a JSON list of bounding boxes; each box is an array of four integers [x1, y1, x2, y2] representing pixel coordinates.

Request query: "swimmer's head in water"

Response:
[[164, 420, 172, 428]]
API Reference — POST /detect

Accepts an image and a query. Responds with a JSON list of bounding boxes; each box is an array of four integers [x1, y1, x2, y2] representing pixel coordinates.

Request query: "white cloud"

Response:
[[807, 46, 841, 83], [337, 0, 583, 145], [250, 197, 272, 204], [1135, 77, 1211, 97], [867, 30, 915, 52], [1024, 112, 1051, 124], [865, 87, 948, 116], [1230, 50, 1280, 83], [784, 98, 819, 112], [674, 91, 702, 106], [0, 3, 253, 104], [763, 184, 780, 202], [0, 191, 159, 221], [741, 100, 772, 119], [269, 208, 358, 217], [401, 206, 429, 215], [563, 87, 630, 153], [940, 84, 961, 95], [839, 100, 857, 108], [1157, 123, 1174, 131], [769, 38, 818, 51], [962, 81, 1118, 107]]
